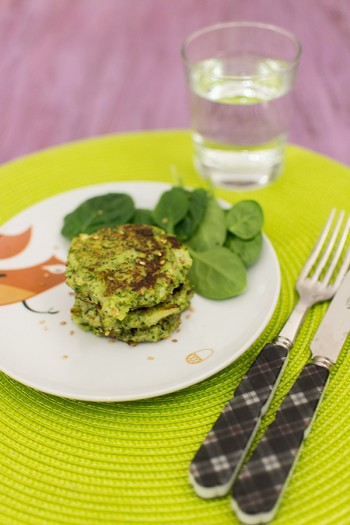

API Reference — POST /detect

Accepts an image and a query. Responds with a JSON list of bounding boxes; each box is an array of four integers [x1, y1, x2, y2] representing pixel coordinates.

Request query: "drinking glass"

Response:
[[181, 22, 301, 190]]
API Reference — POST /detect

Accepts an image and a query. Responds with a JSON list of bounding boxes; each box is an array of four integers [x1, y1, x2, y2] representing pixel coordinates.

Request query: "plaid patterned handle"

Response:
[[231, 363, 330, 524], [189, 343, 289, 498]]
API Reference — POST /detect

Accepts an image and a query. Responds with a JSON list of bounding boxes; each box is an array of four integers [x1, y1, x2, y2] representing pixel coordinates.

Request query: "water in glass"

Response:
[[189, 55, 292, 189]]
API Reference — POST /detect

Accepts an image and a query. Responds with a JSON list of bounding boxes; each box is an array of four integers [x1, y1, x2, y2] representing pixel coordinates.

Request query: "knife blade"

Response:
[[231, 271, 350, 525], [310, 270, 350, 364]]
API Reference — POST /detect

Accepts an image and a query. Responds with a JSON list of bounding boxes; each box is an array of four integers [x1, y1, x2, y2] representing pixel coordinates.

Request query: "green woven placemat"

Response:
[[1, 131, 349, 525]]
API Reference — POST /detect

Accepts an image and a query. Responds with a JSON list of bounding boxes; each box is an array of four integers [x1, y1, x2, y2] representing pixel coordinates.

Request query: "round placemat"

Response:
[[1, 131, 350, 525]]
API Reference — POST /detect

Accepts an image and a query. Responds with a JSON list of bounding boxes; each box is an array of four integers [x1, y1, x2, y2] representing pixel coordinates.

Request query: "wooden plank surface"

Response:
[[0, 0, 349, 166]]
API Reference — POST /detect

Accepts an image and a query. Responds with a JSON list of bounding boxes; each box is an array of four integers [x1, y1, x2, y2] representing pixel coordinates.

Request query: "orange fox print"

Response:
[[0, 227, 32, 259], [0, 255, 66, 308]]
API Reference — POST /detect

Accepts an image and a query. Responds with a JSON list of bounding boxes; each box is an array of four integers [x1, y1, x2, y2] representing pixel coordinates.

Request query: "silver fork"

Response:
[[189, 209, 350, 499], [275, 208, 350, 351]]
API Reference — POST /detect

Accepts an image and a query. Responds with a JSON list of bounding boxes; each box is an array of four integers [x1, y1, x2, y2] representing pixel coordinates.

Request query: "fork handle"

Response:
[[189, 343, 289, 498], [231, 363, 330, 525]]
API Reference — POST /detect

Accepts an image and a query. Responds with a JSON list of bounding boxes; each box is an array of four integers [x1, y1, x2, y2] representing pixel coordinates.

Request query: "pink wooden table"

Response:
[[0, 0, 349, 166]]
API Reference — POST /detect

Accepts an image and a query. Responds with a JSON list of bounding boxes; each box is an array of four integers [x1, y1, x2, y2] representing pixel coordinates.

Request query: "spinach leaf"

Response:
[[186, 196, 226, 252], [152, 187, 189, 234], [61, 193, 135, 240], [225, 231, 263, 267], [174, 188, 208, 241], [226, 200, 264, 240], [188, 247, 247, 299], [131, 208, 156, 226]]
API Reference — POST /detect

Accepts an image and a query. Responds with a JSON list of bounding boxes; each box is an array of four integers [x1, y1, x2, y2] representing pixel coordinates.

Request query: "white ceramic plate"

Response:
[[0, 182, 280, 401]]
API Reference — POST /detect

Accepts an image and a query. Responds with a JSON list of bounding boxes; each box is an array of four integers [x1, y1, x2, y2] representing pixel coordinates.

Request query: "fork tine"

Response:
[[333, 244, 350, 289], [298, 209, 336, 281], [322, 214, 350, 285], [311, 210, 345, 283]]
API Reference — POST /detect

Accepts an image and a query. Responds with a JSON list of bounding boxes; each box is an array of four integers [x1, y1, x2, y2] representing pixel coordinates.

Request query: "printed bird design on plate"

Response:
[[0, 227, 32, 259], [0, 255, 66, 313]]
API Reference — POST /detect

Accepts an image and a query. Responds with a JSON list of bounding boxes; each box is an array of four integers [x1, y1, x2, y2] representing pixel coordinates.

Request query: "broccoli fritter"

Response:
[[72, 280, 193, 332], [66, 224, 192, 321], [65, 224, 193, 344]]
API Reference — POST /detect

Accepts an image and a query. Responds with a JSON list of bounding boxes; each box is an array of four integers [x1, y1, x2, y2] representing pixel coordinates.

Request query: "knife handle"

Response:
[[189, 342, 289, 498], [231, 362, 330, 525]]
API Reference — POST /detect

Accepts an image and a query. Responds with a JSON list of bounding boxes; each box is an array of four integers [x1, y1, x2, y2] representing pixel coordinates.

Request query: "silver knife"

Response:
[[231, 270, 350, 525]]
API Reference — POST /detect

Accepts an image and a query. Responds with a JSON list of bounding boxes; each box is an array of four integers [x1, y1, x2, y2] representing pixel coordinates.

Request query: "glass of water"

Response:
[[181, 22, 301, 190]]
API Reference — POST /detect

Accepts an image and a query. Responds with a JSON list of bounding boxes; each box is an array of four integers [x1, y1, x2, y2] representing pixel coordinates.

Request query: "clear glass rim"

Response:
[[181, 21, 302, 77]]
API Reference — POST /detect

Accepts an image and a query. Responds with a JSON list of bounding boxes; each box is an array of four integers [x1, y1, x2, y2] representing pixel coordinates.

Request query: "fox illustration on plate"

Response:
[[0, 228, 66, 312], [0, 227, 32, 259]]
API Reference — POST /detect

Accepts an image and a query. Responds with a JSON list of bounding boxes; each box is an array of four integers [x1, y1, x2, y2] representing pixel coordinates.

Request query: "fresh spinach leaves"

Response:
[[188, 247, 247, 299], [186, 195, 226, 252], [61, 185, 265, 300], [226, 200, 264, 239], [152, 187, 189, 234], [131, 208, 156, 226], [174, 189, 208, 241], [61, 193, 135, 240], [225, 231, 263, 268]]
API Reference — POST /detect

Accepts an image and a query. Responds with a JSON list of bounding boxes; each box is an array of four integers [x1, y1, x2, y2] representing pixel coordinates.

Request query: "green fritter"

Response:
[[71, 281, 193, 334], [66, 224, 192, 321], [72, 309, 182, 345]]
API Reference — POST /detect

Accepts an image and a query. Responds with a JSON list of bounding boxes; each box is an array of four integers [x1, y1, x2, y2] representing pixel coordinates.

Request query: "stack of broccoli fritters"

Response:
[[65, 224, 193, 344]]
